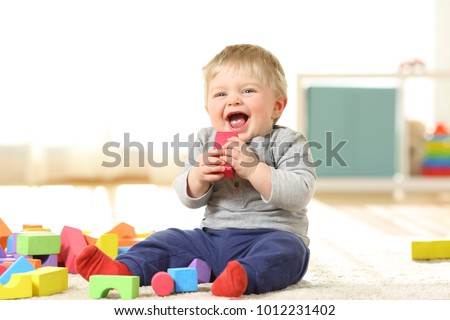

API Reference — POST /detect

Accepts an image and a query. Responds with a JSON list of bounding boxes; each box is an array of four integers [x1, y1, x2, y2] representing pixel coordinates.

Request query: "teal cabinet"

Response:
[[307, 87, 398, 177]]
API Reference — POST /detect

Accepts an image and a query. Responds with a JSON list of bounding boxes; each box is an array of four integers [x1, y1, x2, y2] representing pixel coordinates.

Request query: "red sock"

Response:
[[75, 245, 132, 281], [211, 260, 248, 297]]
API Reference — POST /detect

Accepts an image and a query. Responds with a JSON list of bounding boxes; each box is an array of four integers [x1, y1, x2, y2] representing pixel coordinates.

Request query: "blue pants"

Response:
[[116, 228, 310, 294]]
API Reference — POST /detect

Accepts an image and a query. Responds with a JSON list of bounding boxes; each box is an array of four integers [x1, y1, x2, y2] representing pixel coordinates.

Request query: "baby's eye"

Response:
[[242, 88, 256, 94], [214, 92, 227, 98]]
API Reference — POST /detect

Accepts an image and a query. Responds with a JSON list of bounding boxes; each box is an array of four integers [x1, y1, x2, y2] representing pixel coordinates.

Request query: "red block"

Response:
[[59, 226, 87, 273], [421, 167, 450, 176], [151, 271, 174, 297], [215, 132, 238, 179]]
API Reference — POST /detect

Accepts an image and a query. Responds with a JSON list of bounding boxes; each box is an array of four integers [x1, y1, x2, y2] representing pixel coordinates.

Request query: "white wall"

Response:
[[0, 0, 436, 147], [435, 0, 450, 125]]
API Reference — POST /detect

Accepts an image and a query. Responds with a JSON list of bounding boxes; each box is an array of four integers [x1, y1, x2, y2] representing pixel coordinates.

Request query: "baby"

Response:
[[75, 44, 316, 297]]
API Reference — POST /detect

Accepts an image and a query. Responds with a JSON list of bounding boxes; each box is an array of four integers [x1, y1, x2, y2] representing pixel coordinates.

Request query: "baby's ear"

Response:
[[271, 97, 287, 120]]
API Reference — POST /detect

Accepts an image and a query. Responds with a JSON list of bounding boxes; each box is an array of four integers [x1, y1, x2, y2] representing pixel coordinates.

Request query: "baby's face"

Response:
[[205, 70, 286, 141]]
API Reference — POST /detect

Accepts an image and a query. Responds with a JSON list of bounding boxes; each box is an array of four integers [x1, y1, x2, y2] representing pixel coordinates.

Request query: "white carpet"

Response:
[[29, 194, 450, 300]]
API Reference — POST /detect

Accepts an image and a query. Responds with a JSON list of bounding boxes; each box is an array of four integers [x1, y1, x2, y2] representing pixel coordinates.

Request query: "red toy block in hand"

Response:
[[214, 131, 238, 178]]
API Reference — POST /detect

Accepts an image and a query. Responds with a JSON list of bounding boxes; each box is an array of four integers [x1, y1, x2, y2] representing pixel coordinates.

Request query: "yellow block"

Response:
[[0, 273, 33, 300], [97, 233, 119, 259], [22, 227, 52, 232], [28, 267, 68, 296], [411, 240, 450, 260]]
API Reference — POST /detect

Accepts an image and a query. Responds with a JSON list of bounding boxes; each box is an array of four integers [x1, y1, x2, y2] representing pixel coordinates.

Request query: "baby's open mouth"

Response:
[[228, 113, 248, 129]]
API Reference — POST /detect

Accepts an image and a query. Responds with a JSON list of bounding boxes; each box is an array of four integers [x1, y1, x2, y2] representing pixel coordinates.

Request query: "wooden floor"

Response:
[[312, 191, 450, 239], [315, 191, 450, 205]]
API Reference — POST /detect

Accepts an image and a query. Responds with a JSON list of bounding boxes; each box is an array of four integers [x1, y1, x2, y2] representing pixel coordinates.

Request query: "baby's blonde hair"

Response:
[[202, 44, 288, 104]]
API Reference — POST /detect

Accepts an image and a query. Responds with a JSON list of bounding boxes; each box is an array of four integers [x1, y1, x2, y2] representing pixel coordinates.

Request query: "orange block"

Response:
[[118, 238, 140, 247], [0, 218, 12, 250], [107, 222, 137, 239], [22, 224, 43, 229], [23, 227, 52, 232], [84, 234, 97, 245], [3, 258, 42, 269]]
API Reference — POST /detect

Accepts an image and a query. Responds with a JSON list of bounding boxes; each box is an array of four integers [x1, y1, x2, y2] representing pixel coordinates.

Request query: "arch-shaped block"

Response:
[[89, 275, 139, 299], [0, 273, 32, 300], [0, 256, 35, 285]]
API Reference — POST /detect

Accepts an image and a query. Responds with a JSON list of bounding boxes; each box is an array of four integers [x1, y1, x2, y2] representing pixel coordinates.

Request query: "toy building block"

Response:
[[16, 233, 61, 256], [118, 238, 141, 247], [188, 258, 211, 283], [116, 231, 153, 247], [23, 224, 42, 229], [118, 247, 131, 254], [10, 232, 21, 254], [412, 240, 450, 260], [0, 273, 33, 300], [167, 267, 198, 293], [59, 226, 87, 273], [37, 254, 58, 267], [215, 131, 238, 178], [151, 271, 174, 297], [0, 245, 6, 258], [89, 275, 140, 300], [0, 256, 36, 285], [107, 222, 137, 239], [28, 266, 68, 296], [0, 264, 7, 276], [23, 227, 51, 232], [3, 258, 41, 269], [6, 235, 13, 253], [27, 258, 42, 268], [84, 234, 98, 245], [0, 218, 12, 250], [23, 224, 51, 232], [106, 222, 148, 247], [96, 233, 119, 259]]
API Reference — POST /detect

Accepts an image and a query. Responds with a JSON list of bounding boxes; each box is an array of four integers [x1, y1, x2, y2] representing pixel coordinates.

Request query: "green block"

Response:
[[16, 233, 61, 255], [89, 275, 140, 299]]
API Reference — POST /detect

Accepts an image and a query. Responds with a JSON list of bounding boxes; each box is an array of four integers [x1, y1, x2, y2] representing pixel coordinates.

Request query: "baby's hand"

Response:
[[190, 147, 226, 183], [222, 137, 259, 180]]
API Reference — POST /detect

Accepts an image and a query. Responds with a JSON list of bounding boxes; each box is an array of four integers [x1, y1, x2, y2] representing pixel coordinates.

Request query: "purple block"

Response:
[[0, 245, 6, 258], [188, 258, 211, 284], [13, 253, 31, 259], [36, 254, 58, 267], [11, 232, 20, 253]]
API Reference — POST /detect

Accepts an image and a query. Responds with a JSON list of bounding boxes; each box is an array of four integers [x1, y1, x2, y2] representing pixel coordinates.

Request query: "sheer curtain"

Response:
[[0, 0, 436, 185]]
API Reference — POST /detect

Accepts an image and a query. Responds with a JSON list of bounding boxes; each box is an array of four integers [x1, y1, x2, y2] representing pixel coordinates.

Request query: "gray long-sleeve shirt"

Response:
[[173, 126, 316, 246]]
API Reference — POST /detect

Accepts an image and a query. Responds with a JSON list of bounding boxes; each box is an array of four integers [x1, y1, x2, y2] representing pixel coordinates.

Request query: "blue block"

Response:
[[7, 235, 13, 252], [0, 256, 36, 285], [118, 247, 131, 254], [422, 158, 450, 167], [167, 267, 198, 293]]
